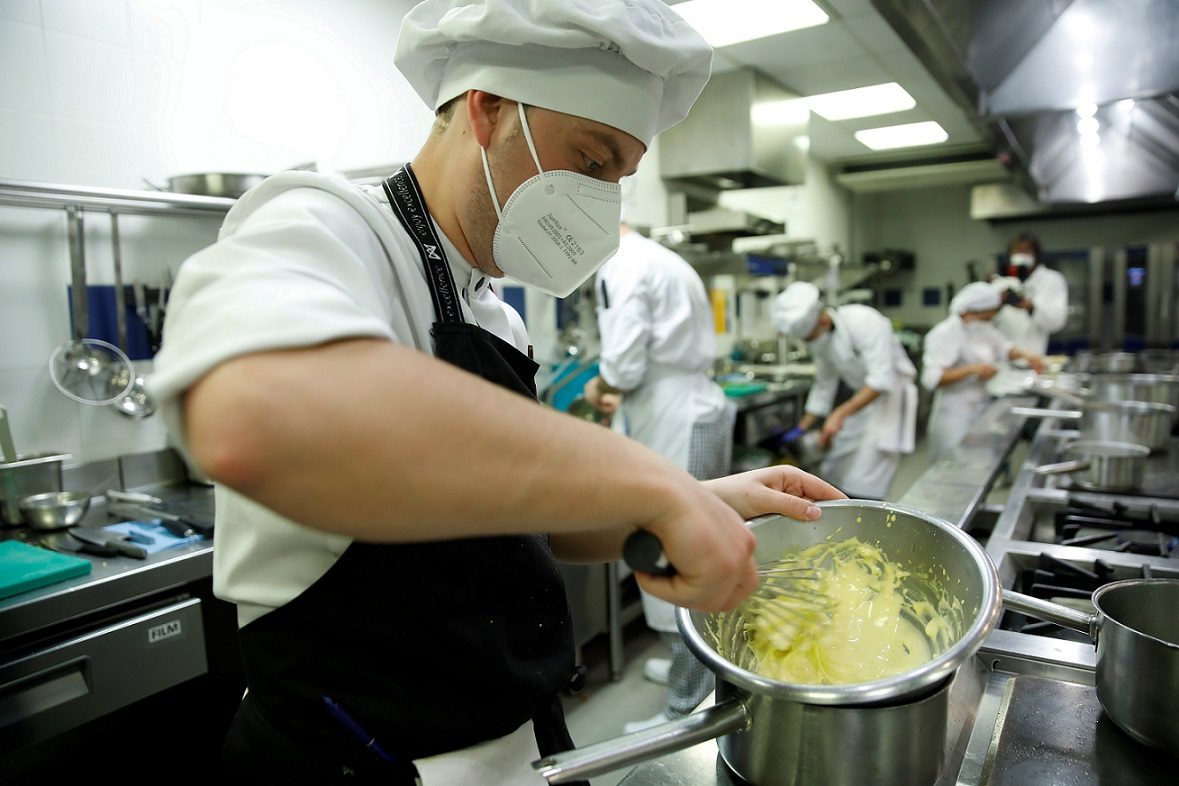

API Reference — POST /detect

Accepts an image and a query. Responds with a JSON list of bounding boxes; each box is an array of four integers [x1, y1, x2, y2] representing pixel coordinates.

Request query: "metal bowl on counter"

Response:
[[18, 490, 91, 530], [535, 501, 1002, 786]]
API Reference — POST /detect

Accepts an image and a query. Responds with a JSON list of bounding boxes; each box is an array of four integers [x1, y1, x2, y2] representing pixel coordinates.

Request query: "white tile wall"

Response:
[[0, 0, 430, 463]]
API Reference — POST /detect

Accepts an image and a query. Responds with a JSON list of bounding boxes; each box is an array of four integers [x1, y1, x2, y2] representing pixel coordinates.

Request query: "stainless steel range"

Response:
[[608, 396, 1179, 786]]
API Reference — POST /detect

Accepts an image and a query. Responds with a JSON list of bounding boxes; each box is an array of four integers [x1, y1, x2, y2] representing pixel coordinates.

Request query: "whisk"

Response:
[[622, 531, 834, 616], [740, 560, 836, 626]]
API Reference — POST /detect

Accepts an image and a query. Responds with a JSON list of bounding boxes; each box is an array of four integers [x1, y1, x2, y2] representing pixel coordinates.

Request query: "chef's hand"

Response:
[[703, 466, 846, 522], [818, 408, 847, 448], [583, 376, 621, 414], [975, 363, 999, 381], [1027, 354, 1046, 374], [634, 482, 758, 613]]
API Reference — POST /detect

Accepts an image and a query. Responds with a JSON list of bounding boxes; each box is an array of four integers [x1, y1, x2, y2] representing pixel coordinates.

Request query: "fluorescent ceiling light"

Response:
[[854, 121, 949, 150], [673, 0, 828, 47], [805, 82, 916, 121]]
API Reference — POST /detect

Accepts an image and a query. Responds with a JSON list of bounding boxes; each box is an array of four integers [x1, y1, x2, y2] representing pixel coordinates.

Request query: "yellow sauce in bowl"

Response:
[[741, 537, 959, 685]]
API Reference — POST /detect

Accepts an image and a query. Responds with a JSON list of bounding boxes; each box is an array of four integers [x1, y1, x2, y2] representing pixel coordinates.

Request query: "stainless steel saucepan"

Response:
[[1012, 400, 1175, 451], [1033, 440, 1151, 492], [1084, 373, 1179, 424], [533, 501, 1002, 786], [1002, 581, 1179, 753]]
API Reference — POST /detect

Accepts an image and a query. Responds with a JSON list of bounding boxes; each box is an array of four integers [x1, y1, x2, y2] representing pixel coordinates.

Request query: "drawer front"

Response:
[[0, 597, 207, 748]]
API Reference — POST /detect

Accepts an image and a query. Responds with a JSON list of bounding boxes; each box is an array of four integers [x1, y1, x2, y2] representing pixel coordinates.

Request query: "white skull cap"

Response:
[[950, 281, 1001, 315], [772, 282, 823, 340], [394, 0, 713, 147]]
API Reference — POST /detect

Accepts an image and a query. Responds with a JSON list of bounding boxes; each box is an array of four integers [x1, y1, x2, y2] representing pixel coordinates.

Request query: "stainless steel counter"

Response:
[[895, 396, 1035, 528], [0, 483, 214, 643], [0, 481, 219, 750]]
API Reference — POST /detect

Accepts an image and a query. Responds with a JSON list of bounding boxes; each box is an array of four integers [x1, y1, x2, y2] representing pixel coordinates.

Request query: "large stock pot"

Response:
[[533, 501, 1002, 786]]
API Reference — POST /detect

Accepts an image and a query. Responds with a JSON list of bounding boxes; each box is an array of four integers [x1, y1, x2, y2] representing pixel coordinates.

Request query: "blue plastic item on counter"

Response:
[[102, 521, 202, 554]]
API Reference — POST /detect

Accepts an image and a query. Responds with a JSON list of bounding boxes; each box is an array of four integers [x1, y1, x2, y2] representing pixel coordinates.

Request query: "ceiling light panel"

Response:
[[806, 82, 916, 121], [854, 121, 949, 150], [672, 0, 829, 47]]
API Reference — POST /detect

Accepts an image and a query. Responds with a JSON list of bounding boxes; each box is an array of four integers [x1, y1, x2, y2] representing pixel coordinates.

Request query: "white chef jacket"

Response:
[[595, 231, 730, 632], [992, 264, 1068, 355], [151, 171, 528, 627], [921, 314, 1014, 462], [804, 305, 918, 500], [149, 171, 549, 784]]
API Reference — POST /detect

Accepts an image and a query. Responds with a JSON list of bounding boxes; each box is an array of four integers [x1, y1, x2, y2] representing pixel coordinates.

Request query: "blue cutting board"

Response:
[[0, 540, 92, 600]]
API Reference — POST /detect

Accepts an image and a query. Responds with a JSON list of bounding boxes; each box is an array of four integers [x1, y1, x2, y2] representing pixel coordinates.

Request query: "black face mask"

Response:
[[1006, 263, 1033, 282]]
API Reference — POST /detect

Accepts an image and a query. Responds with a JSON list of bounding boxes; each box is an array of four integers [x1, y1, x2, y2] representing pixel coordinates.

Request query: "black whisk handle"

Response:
[[623, 529, 676, 577]]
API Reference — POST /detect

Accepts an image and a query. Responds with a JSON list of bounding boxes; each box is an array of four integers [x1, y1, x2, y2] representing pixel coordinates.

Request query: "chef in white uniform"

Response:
[[923, 282, 1046, 462], [772, 282, 919, 500], [583, 219, 734, 732], [146, 2, 845, 784], [992, 232, 1069, 355]]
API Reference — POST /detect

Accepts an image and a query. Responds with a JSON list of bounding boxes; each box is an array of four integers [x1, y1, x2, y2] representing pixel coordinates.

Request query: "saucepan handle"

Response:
[[1034, 459, 1090, 476], [1001, 589, 1098, 642], [1010, 407, 1084, 420], [532, 698, 749, 783]]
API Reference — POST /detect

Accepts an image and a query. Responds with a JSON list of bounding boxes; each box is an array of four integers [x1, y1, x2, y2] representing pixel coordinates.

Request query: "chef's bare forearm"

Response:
[[937, 364, 985, 387], [833, 386, 882, 417], [183, 338, 690, 543]]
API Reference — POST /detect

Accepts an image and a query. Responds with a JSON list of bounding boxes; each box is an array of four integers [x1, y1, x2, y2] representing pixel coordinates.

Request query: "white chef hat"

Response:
[[394, 0, 713, 147], [950, 281, 1001, 315], [772, 282, 823, 340]]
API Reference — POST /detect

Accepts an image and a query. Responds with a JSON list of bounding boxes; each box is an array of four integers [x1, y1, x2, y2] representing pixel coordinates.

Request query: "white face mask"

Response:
[[481, 102, 621, 298], [1009, 252, 1035, 269]]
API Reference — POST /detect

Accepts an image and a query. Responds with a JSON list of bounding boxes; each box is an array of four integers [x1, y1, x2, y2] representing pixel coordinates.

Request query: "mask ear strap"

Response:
[[516, 102, 544, 174], [480, 146, 503, 220]]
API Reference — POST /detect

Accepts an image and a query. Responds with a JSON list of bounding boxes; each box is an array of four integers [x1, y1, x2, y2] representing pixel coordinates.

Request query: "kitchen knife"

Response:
[[69, 528, 148, 559], [108, 501, 212, 537]]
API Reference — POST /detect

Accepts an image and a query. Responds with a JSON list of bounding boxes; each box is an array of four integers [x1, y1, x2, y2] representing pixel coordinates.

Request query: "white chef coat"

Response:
[[805, 305, 918, 500], [921, 314, 1014, 462], [149, 171, 547, 784], [992, 264, 1068, 355], [595, 231, 731, 632]]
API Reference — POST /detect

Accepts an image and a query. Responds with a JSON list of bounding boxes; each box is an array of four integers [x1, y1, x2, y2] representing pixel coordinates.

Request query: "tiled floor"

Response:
[[560, 432, 1026, 784]]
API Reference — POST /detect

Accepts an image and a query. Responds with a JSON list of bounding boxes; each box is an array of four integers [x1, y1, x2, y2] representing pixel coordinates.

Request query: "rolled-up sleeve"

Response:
[[1032, 269, 1069, 334], [920, 320, 959, 391], [857, 312, 899, 393], [596, 267, 652, 391], [149, 187, 399, 453], [805, 356, 840, 416]]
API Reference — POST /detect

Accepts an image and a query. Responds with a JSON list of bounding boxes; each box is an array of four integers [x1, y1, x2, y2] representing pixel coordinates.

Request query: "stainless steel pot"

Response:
[[151, 172, 268, 198], [1002, 580, 1179, 753], [1033, 440, 1151, 491], [534, 501, 1002, 785], [1012, 400, 1175, 451], [1085, 373, 1179, 424], [1074, 350, 1138, 373]]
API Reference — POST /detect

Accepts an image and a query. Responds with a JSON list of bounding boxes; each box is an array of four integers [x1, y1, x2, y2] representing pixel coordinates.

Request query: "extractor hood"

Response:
[[872, 0, 1179, 208], [658, 68, 808, 191]]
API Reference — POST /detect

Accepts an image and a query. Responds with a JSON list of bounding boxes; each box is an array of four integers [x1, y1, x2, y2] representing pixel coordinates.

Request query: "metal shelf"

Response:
[[0, 178, 236, 218]]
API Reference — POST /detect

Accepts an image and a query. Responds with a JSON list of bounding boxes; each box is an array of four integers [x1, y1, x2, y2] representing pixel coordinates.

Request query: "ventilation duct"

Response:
[[872, 0, 1179, 207], [658, 68, 808, 192]]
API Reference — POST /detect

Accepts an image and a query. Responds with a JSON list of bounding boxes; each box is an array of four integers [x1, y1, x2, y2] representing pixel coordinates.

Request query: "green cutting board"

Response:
[[0, 540, 92, 601]]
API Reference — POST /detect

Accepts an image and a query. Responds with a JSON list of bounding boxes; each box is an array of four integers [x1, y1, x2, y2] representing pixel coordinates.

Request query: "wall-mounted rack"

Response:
[[0, 178, 235, 218]]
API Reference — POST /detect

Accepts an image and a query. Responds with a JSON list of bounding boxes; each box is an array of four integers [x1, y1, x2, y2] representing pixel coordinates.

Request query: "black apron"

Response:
[[222, 164, 584, 784]]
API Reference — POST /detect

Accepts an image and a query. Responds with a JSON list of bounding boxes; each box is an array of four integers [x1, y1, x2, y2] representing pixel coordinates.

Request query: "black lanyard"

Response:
[[382, 164, 464, 324]]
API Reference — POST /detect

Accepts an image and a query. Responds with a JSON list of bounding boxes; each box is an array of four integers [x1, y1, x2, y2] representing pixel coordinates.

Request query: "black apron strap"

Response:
[[382, 165, 464, 324]]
